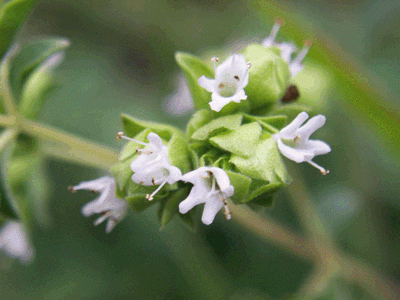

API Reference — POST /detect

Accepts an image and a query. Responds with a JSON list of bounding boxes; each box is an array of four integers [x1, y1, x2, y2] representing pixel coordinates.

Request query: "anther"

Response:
[[247, 62, 252, 69], [90, 189, 97, 194], [211, 56, 220, 71], [274, 17, 285, 26], [234, 75, 240, 81], [304, 39, 313, 48], [117, 131, 124, 141], [294, 135, 301, 143], [152, 177, 156, 186], [139, 181, 143, 185], [321, 169, 330, 175], [222, 198, 231, 220], [68, 186, 75, 193], [218, 83, 224, 89], [146, 194, 153, 201]]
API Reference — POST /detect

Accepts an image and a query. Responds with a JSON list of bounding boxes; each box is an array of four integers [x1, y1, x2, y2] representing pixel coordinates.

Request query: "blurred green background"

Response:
[[1, 0, 399, 299]]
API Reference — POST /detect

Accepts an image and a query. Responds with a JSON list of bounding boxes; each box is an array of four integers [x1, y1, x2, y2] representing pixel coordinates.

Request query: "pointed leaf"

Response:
[[225, 171, 251, 204], [9, 38, 69, 100], [230, 137, 291, 184], [159, 185, 191, 229], [186, 109, 215, 139], [0, 0, 38, 59], [167, 133, 192, 174], [175, 52, 214, 110], [210, 122, 261, 157], [191, 114, 242, 141]]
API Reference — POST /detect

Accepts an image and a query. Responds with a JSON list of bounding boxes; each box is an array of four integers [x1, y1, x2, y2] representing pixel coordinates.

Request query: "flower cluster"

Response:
[[69, 20, 331, 234]]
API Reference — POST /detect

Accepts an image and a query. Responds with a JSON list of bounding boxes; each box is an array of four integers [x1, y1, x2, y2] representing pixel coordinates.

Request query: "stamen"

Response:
[[294, 135, 301, 143], [68, 186, 75, 193], [93, 211, 113, 226], [146, 176, 170, 201], [222, 198, 231, 220], [152, 177, 156, 186], [234, 75, 240, 81], [211, 56, 219, 72], [293, 40, 311, 64], [268, 19, 284, 43], [307, 160, 329, 175], [117, 132, 149, 147], [247, 62, 252, 69], [137, 148, 153, 155], [218, 83, 225, 89]]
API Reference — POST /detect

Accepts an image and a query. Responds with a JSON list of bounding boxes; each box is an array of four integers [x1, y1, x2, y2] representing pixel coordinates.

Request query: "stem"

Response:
[[0, 114, 17, 126], [20, 119, 118, 169], [0, 54, 18, 115], [41, 142, 115, 171], [0, 128, 18, 152], [230, 204, 316, 260]]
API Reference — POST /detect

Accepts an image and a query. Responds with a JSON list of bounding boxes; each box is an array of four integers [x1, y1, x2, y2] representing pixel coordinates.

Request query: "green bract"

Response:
[[241, 44, 290, 113]]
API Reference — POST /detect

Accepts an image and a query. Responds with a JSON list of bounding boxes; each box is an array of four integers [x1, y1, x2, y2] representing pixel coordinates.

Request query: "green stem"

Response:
[[0, 53, 18, 115], [0, 127, 18, 152], [0, 114, 16, 126], [20, 119, 118, 169]]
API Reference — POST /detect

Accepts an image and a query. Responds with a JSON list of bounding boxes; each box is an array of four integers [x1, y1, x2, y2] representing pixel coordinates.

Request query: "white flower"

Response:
[[179, 167, 234, 225], [0, 220, 35, 264], [71, 176, 128, 233], [262, 20, 310, 77], [163, 75, 195, 116], [198, 54, 249, 112], [273, 111, 331, 174], [118, 132, 182, 201]]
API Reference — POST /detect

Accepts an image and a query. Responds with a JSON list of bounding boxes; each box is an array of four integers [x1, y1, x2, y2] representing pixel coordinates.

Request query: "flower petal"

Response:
[[209, 88, 247, 112], [147, 132, 163, 151], [302, 140, 331, 156], [166, 165, 182, 184], [297, 115, 326, 142], [210, 167, 234, 197], [179, 188, 205, 214], [180, 167, 209, 184], [277, 139, 309, 163], [279, 111, 309, 139], [201, 195, 224, 225], [73, 176, 113, 192], [198, 76, 215, 93]]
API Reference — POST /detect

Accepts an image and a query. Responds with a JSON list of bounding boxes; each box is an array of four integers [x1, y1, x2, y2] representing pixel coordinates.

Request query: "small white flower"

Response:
[[163, 75, 195, 116], [118, 132, 182, 201], [179, 167, 234, 225], [262, 20, 311, 77], [71, 176, 128, 233], [198, 54, 250, 112], [273, 111, 331, 174], [0, 220, 35, 264]]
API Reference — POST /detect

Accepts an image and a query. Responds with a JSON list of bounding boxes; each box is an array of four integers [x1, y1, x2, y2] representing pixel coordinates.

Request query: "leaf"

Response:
[[210, 122, 261, 157], [110, 159, 133, 197], [225, 171, 251, 204], [126, 194, 157, 212], [0, 0, 38, 59], [167, 133, 193, 174], [199, 148, 224, 167], [118, 129, 152, 161], [121, 113, 184, 140], [18, 53, 64, 119], [242, 113, 288, 130], [175, 52, 214, 110], [241, 44, 290, 112], [9, 38, 69, 100], [230, 137, 291, 184], [267, 104, 311, 123], [159, 185, 191, 229], [191, 114, 243, 141], [186, 109, 215, 139]]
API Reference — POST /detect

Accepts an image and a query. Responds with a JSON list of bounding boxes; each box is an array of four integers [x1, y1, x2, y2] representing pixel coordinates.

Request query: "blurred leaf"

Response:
[[0, 0, 37, 59], [268, 104, 311, 123], [18, 53, 64, 119], [175, 52, 214, 110], [225, 170, 251, 204], [8, 38, 69, 101], [242, 113, 288, 130], [167, 133, 193, 174]]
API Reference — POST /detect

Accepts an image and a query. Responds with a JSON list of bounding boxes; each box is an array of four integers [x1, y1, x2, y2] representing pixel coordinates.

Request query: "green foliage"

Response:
[[241, 44, 290, 113], [175, 52, 214, 110], [0, 0, 37, 59]]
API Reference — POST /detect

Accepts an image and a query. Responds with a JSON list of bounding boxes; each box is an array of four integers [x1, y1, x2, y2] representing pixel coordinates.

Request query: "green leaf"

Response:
[[175, 52, 214, 110], [0, 0, 38, 59], [191, 114, 243, 141], [126, 194, 157, 212], [121, 113, 184, 140], [242, 113, 288, 130], [241, 44, 290, 113], [118, 129, 152, 161], [199, 148, 224, 167], [225, 171, 251, 204], [210, 122, 261, 157], [9, 38, 69, 100], [18, 53, 63, 119], [159, 185, 191, 229], [110, 159, 133, 197], [230, 137, 291, 184], [177, 208, 198, 232], [186, 109, 215, 139], [167, 133, 193, 174]]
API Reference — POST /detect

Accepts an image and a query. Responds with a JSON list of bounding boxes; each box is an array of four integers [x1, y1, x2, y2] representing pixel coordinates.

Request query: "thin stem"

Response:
[[0, 128, 18, 152], [20, 119, 118, 169], [0, 114, 17, 126], [41, 142, 115, 171], [230, 203, 316, 260], [0, 54, 18, 115]]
